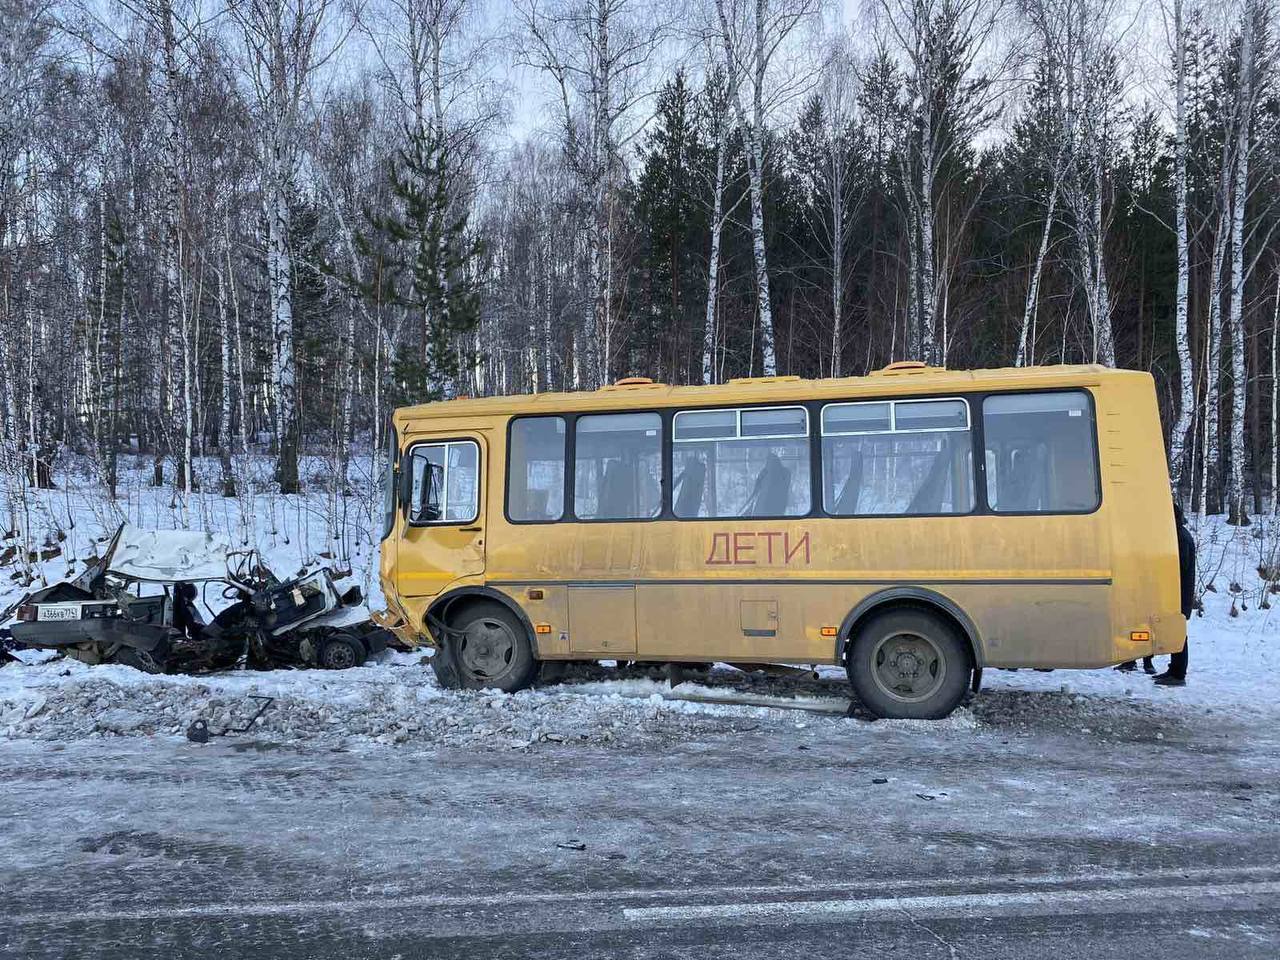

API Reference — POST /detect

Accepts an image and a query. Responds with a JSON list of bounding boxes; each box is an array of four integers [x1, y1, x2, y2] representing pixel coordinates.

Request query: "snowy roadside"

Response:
[[0, 652, 976, 751], [0, 641, 1249, 752]]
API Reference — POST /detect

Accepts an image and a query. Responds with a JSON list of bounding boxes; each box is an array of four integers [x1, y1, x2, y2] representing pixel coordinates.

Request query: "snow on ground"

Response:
[[2, 456, 1278, 752]]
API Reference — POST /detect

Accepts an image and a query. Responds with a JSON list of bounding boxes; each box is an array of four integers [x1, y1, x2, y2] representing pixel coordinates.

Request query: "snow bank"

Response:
[[0, 656, 881, 751]]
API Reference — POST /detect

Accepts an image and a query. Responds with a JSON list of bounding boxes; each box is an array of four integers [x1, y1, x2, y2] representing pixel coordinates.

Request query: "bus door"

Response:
[[396, 435, 486, 598]]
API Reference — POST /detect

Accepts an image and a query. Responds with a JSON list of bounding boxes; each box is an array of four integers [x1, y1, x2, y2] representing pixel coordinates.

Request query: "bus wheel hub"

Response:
[[462, 619, 513, 677], [872, 632, 943, 701], [893, 650, 922, 677]]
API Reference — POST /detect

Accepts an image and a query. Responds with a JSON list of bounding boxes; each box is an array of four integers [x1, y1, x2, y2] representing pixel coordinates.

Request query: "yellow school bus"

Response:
[[378, 362, 1184, 718]]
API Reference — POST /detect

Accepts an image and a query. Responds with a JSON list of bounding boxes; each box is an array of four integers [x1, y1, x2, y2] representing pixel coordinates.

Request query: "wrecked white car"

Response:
[[1, 526, 388, 673]]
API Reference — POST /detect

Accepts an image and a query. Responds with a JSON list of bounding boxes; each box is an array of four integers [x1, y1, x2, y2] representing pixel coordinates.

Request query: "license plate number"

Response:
[[37, 604, 82, 622]]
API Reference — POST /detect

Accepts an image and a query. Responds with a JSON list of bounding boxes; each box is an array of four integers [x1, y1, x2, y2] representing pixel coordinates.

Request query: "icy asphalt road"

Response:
[[2, 705, 1279, 960]]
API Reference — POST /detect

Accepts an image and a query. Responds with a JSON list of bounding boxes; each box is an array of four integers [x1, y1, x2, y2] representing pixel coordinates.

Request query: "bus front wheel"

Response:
[[441, 600, 539, 693], [846, 609, 970, 720]]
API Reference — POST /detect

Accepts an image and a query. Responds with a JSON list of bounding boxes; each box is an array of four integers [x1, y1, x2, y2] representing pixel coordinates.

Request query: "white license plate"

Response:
[[37, 604, 82, 622]]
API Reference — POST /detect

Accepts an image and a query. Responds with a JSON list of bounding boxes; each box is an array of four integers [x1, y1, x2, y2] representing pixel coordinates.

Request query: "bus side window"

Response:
[[983, 392, 1099, 513], [508, 417, 566, 522], [822, 398, 972, 516], [574, 413, 662, 520], [672, 407, 810, 518]]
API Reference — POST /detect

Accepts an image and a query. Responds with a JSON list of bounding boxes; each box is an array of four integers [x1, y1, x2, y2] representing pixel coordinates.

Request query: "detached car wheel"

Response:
[[846, 609, 970, 720], [319, 633, 366, 670]]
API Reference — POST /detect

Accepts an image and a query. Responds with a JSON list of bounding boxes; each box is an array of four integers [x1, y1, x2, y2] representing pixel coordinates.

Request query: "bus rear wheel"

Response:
[[846, 609, 970, 720], [444, 601, 538, 693]]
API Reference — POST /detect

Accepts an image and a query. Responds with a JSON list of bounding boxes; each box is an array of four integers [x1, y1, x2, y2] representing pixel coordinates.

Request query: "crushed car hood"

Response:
[[106, 525, 232, 582]]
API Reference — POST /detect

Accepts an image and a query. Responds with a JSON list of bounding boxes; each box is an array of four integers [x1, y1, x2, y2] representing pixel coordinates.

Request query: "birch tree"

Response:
[[1013, 60, 1068, 368], [714, 0, 820, 376], [1164, 0, 1196, 492], [817, 40, 862, 377], [1271, 268, 1280, 514], [0, 0, 54, 473], [517, 0, 672, 387], [227, 0, 342, 493], [1225, 0, 1270, 524], [701, 60, 736, 385], [1022, 0, 1123, 366], [881, 0, 1003, 365]]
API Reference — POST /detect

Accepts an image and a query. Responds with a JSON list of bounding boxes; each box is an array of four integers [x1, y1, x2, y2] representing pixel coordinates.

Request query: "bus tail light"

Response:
[[1129, 630, 1151, 642]]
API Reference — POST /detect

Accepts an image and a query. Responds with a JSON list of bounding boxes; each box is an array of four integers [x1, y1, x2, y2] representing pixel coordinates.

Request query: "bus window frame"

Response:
[[505, 415, 569, 525], [501, 386, 1102, 526], [821, 396, 970, 436], [670, 404, 812, 520], [573, 411, 665, 522], [672, 405, 810, 443], [817, 396, 977, 520], [404, 438, 481, 527], [979, 387, 1103, 517]]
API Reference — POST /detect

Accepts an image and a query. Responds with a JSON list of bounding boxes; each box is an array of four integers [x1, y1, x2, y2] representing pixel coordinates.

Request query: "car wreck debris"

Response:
[[2, 525, 389, 674], [186, 695, 276, 742]]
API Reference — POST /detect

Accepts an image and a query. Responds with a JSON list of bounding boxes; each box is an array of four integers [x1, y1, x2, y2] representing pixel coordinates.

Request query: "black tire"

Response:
[[319, 633, 366, 670], [846, 608, 971, 720], [441, 600, 538, 693]]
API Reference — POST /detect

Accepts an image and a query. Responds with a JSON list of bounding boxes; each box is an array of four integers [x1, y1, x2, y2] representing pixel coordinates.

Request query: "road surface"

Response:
[[2, 691, 1278, 959]]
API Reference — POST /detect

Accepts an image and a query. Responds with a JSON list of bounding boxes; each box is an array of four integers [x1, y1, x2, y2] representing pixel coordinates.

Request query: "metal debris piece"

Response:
[[186, 695, 276, 744]]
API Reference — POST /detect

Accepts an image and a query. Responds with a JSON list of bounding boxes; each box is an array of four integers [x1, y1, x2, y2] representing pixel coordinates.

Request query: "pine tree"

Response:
[[632, 71, 710, 381], [346, 126, 485, 406]]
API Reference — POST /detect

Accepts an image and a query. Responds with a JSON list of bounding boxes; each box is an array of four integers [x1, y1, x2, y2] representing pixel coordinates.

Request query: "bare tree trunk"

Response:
[[918, 132, 938, 364], [1016, 160, 1061, 367], [158, 0, 188, 491], [743, 128, 776, 374], [713, 0, 804, 377], [830, 126, 845, 377], [1168, 0, 1194, 494], [1226, 0, 1254, 526], [216, 264, 236, 497], [1271, 269, 1279, 514], [543, 242, 554, 389], [91, 193, 107, 469], [1201, 204, 1229, 519], [228, 241, 250, 455], [703, 120, 728, 385], [1091, 159, 1114, 365]]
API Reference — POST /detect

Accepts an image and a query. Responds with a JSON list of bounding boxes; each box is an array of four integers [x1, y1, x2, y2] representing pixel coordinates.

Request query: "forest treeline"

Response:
[[1, 0, 1278, 521]]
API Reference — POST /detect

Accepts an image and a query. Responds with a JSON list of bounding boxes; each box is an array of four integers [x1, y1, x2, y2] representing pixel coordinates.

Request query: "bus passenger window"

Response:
[[672, 406, 810, 518], [574, 413, 662, 520], [983, 392, 1099, 513], [822, 399, 973, 516], [409, 440, 479, 524], [508, 417, 566, 522]]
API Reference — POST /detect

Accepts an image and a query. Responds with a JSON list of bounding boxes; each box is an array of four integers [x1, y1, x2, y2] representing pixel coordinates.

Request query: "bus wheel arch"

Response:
[[838, 590, 982, 719], [426, 588, 541, 693]]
